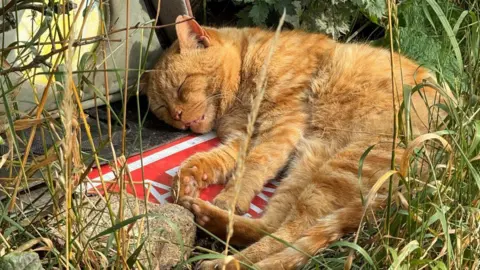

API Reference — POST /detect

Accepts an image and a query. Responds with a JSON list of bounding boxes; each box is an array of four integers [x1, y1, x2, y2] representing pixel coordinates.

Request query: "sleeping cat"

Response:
[[144, 15, 444, 270]]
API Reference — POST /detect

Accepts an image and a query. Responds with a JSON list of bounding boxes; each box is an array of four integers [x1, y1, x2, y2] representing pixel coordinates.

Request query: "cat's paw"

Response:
[[196, 258, 242, 270], [213, 189, 251, 215], [173, 154, 217, 198], [179, 196, 212, 226], [178, 196, 229, 231]]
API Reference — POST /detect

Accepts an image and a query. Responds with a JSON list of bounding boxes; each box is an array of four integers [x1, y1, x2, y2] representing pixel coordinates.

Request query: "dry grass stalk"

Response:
[[7, 48, 64, 212], [222, 10, 287, 268], [118, 0, 131, 265], [384, 0, 401, 264], [62, 3, 78, 267]]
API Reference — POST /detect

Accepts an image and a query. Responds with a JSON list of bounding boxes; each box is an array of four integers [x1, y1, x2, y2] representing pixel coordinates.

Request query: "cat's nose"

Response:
[[172, 110, 182, 120]]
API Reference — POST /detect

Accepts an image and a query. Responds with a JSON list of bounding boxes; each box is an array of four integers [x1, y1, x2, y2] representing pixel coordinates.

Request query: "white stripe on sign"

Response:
[[145, 180, 171, 191], [143, 183, 163, 203], [142, 180, 173, 204], [165, 166, 179, 176], [257, 192, 270, 202], [249, 203, 263, 214], [262, 187, 276, 193], [81, 132, 216, 191]]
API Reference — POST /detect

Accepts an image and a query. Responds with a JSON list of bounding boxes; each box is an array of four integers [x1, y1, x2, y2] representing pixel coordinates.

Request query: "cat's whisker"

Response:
[[190, 93, 246, 112], [151, 104, 166, 114]]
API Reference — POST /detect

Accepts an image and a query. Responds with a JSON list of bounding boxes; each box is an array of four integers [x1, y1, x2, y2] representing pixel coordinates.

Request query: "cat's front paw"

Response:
[[213, 189, 251, 215], [196, 258, 242, 270], [172, 154, 217, 199]]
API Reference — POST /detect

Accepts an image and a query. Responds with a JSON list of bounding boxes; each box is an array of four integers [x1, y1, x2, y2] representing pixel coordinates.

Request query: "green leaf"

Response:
[[273, 0, 296, 15], [365, 0, 386, 18], [78, 52, 96, 72], [249, 2, 270, 25], [237, 6, 254, 27]]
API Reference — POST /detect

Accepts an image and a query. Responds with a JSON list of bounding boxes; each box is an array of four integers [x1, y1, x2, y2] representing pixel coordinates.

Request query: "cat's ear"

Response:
[[175, 15, 211, 52]]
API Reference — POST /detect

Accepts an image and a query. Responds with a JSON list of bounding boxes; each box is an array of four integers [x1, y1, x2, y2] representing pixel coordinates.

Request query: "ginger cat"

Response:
[[144, 15, 442, 270]]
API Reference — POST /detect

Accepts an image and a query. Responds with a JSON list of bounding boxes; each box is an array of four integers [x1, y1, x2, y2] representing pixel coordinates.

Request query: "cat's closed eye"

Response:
[[176, 77, 188, 100]]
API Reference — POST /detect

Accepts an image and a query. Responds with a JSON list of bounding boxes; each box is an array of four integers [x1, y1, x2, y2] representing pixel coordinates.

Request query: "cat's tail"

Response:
[[259, 201, 381, 269]]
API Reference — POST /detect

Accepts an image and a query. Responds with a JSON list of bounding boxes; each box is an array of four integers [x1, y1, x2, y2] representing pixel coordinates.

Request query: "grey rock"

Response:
[[0, 252, 44, 270], [77, 194, 196, 269]]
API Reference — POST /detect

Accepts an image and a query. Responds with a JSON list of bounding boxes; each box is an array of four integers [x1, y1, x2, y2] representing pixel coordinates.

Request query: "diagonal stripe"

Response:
[[144, 184, 163, 203], [144, 180, 171, 191], [82, 132, 216, 191], [165, 166, 180, 176], [262, 187, 276, 193], [257, 192, 270, 202], [249, 203, 263, 214]]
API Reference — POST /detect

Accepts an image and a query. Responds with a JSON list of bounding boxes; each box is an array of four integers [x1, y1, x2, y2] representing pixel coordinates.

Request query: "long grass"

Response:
[[0, 0, 479, 269], [304, 0, 480, 269], [0, 1, 172, 269]]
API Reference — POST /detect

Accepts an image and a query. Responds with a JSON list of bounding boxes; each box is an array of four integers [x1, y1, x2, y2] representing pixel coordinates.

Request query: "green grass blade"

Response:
[[90, 214, 147, 240], [389, 240, 419, 269], [329, 241, 376, 269], [426, 0, 463, 72], [126, 238, 146, 268], [453, 10, 469, 35]]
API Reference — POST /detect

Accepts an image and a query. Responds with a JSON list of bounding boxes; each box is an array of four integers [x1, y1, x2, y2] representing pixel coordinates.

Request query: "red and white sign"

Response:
[[84, 132, 278, 218]]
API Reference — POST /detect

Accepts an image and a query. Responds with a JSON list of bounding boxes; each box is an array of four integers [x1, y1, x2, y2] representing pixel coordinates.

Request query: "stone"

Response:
[[0, 252, 44, 270], [54, 193, 196, 269]]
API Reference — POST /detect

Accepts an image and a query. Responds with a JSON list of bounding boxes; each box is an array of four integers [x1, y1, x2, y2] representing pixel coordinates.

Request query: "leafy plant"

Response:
[[221, 0, 387, 38]]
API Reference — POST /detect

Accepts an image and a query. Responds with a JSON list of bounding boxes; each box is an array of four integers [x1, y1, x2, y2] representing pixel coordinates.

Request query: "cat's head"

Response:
[[144, 15, 237, 134]]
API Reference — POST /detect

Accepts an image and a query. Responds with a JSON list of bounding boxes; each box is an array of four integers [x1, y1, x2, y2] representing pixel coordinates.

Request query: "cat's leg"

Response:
[[197, 182, 336, 270], [254, 196, 387, 269], [249, 139, 396, 269], [197, 205, 362, 270], [197, 216, 313, 270], [179, 196, 268, 246], [173, 138, 240, 198], [174, 110, 258, 199], [253, 203, 365, 270], [198, 138, 396, 270], [195, 141, 340, 269], [213, 110, 307, 214], [175, 104, 306, 213], [179, 149, 320, 246]]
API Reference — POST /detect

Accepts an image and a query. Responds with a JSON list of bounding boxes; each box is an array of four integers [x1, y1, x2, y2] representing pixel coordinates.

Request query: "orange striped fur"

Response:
[[145, 15, 442, 269]]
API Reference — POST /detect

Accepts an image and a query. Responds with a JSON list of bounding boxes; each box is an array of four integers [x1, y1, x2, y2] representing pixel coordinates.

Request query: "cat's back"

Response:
[[310, 42, 439, 141], [208, 26, 440, 139]]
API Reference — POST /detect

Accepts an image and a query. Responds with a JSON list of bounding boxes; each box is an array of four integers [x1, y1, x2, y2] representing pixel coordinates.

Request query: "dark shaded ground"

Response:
[[81, 95, 189, 166], [0, 96, 189, 168]]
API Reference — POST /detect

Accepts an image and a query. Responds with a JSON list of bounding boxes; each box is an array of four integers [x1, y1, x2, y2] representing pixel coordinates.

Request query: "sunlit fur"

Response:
[[145, 15, 444, 270]]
